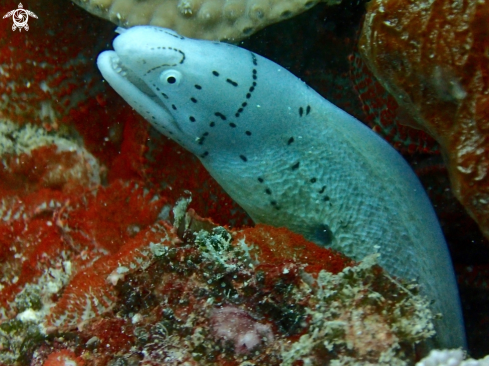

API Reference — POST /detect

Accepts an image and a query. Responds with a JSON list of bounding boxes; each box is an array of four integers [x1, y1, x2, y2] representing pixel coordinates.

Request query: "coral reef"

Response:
[[0, 0, 251, 225], [0, 121, 101, 189], [1, 0, 489, 360], [1, 203, 437, 365], [359, 0, 489, 240], [0, 171, 169, 364], [71, 0, 342, 42]]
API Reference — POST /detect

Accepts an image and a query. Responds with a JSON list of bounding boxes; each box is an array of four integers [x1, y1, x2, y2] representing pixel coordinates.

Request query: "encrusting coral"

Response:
[[0, 192, 438, 365], [71, 0, 342, 41], [359, 0, 489, 240], [0, 121, 101, 189], [0, 116, 437, 364]]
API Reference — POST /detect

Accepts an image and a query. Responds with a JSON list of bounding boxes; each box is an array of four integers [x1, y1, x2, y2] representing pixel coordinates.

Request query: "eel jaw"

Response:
[[97, 50, 182, 137]]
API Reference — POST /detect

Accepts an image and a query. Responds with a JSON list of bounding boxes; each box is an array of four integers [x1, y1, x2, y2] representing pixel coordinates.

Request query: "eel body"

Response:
[[97, 26, 465, 348]]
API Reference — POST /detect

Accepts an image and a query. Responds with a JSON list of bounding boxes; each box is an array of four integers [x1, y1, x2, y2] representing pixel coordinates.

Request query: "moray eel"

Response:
[[97, 26, 465, 348]]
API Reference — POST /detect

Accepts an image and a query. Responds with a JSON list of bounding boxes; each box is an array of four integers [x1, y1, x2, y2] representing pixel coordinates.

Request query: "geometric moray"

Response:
[[97, 26, 465, 349]]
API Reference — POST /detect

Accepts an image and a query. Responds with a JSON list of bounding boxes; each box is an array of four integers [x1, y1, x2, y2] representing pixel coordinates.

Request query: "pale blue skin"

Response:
[[97, 26, 465, 348]]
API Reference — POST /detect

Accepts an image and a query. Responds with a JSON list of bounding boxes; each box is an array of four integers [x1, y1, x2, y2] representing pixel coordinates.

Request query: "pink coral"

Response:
[[211, 306, 274, 354], [42, 350, 84, 366]]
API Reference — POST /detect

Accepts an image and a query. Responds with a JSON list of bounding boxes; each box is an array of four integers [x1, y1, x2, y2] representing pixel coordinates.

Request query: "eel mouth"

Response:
[[108, 54, 160, 103], [97, 50, 181, 135]]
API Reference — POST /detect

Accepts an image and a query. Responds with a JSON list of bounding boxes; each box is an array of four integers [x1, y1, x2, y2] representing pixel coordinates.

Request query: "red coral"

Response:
[[80, 318, 135, 357], [0, 0, 151, 184], [60, 180, 168, 253], [42, 349, 84, 366], [0, 145, 97, 193], [1, 0, 251, 237], [359, 0, 489, 239], [44, 220, 177, 330], [0, 177, 169, 312], [107, 109, 150, 182], [0, 188, 74, 308], [27, 216, 424, 365], [234, 224, 352, 277]]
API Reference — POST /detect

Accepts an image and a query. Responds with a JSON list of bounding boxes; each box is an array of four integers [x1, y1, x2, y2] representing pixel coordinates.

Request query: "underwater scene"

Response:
[[0, 0, 488, 364]]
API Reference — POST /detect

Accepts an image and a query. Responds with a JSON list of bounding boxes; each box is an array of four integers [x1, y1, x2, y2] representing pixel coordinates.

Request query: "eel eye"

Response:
[[160, 70, 182, 86]]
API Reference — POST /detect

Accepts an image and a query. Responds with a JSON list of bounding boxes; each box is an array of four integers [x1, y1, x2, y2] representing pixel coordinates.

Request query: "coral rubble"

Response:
[[71, 0, 343, 42], [1, 201, 437, 365], [359, 0, 489, 240]]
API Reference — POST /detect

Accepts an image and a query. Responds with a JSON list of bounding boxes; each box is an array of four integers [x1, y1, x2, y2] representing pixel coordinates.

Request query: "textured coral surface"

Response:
[[359, 0, 489, 241], [1, 201, 437, 365], [70, 0, 339, 42]]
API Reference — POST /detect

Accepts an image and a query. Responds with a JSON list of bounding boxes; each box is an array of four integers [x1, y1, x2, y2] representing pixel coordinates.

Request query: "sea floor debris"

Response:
[[0, 188, 438, 365]]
